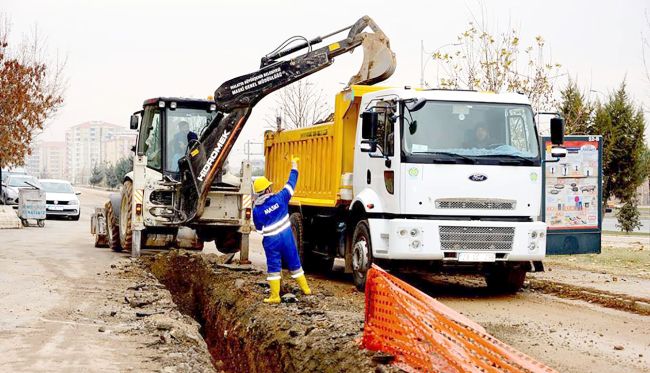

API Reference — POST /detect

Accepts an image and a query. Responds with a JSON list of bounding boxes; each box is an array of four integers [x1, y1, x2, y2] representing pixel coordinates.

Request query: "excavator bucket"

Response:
[[346, 17, 397, 86]]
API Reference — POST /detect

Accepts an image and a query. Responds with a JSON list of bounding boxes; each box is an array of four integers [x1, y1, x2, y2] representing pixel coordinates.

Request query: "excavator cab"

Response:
[[133, 98, 219, 180]]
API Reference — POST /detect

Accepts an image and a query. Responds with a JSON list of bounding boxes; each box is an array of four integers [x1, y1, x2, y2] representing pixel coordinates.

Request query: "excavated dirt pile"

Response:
[[145, 250, 397, 373]]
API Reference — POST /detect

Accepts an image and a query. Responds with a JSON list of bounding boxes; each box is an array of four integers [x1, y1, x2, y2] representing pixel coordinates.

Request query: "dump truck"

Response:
[[91, 16, 397, 257], [264, 85, 567, 292]]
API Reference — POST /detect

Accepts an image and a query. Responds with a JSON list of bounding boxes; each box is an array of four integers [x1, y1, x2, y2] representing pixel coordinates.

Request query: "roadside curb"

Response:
[[527, 278, 650, 316], [0, 206, 21, 229]]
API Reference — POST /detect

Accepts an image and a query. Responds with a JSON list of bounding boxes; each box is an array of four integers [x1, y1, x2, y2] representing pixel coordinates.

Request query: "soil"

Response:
[[144, 250, 398, 373]]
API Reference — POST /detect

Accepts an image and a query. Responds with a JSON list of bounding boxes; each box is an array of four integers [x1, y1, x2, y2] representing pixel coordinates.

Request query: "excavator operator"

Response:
[[252, 156, 311, 304]]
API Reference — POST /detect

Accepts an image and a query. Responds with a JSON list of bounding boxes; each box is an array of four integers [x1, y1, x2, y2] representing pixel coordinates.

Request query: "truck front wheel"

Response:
[[119, 180, 133, 251], [485, 263, 527, 293], [352, 220, 373, 291]]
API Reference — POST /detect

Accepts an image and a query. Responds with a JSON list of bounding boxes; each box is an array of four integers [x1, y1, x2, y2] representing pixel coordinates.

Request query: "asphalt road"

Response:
[[0, 188, 648, 372]]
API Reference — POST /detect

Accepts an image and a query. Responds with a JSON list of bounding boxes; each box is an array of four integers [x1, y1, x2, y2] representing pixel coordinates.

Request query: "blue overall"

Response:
[[252, 168, 302, 275]]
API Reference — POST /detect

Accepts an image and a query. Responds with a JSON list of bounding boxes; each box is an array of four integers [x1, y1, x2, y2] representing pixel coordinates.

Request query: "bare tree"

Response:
[[0, 16, 66, 169], [267, 79, 329, 130], [431, 18, 562, 111]]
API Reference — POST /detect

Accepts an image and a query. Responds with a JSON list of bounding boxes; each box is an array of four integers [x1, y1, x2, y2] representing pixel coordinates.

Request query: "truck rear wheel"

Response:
[[485, 264, 527, 293], [291, 212, 334, 273], [290, 212, 306, 264], [119, 180, 133, 251], [352, 220, 373, 291], [105, 201, 122, 252]]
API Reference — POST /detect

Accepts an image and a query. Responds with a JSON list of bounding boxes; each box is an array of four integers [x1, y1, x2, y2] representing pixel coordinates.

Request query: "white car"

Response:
[[39, 179, 81, 220], [1, 175, 40, 207]]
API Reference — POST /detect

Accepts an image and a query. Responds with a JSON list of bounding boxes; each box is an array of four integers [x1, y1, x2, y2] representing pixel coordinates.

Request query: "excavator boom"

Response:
[[177, 15, 395, 223]]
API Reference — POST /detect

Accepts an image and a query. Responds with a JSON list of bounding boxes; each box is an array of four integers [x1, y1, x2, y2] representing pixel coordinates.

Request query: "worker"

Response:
[[252, 156, 311, 303], [170, 121, 197, 171]]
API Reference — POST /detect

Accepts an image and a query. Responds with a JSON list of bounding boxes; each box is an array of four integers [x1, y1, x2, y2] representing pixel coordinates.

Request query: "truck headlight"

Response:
[[398, 229, 408, 237], [410, 228, 420, 237], [410, 240, 421, 249]]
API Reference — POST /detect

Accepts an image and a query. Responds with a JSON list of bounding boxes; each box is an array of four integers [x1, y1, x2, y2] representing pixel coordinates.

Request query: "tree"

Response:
[[104, 164, 119, 189], [592, 82, 647, 229], [616, 197, 642, 233], [89, 164, 104, 186], [269, 79, 329, 130], [0, 17, 65, 169], [113, 156, 133, 184], [558, 80, 594, 135], [431, 21, 561, 111]]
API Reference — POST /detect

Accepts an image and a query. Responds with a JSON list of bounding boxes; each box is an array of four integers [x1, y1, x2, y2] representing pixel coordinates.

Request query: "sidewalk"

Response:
[[0, 205, 20, 229]]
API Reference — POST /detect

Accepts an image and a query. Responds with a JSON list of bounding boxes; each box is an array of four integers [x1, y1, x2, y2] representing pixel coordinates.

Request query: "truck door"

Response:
[[362, 101, 400, 213]]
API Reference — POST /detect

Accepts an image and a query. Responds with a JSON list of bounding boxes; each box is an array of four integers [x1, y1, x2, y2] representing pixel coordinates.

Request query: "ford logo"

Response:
[[469, 173, 488, 182]]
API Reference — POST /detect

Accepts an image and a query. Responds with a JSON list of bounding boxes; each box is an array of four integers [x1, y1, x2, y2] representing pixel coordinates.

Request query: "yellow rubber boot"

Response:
[[263, 278, 281, 304], [295, 274, 312, 295]]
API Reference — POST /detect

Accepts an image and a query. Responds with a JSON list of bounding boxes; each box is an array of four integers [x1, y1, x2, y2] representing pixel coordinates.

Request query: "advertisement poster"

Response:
[[544, 139, 600, 230]]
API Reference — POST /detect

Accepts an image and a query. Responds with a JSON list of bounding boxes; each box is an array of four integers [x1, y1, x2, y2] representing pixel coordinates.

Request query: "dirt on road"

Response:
[[2, 188, 649, 372], [146, 250, 398, 373], [0, 188, 213, 372]]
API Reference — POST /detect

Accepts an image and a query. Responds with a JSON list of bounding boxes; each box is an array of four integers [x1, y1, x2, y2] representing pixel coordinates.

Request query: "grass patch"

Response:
[[545, 246, 650, 279]]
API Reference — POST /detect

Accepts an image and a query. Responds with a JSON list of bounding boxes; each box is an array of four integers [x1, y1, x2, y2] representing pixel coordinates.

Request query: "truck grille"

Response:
[[435, 198, 516, 210], [439, 226, 515, 251]]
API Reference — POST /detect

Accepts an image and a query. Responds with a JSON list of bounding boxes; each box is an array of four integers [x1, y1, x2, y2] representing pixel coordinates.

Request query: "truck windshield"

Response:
[[402, 101, 539, 164], [166, 108, 218, 173]]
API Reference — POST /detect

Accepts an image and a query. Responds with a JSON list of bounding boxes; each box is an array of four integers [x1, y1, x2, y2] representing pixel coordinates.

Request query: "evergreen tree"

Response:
[[113, 156, 133, 183], [615, 197, 642, 233], [558, 80, 593, 134], [89, 164, 104, 186], [592, 82, 647, 230], [104, 164, 119, 189]]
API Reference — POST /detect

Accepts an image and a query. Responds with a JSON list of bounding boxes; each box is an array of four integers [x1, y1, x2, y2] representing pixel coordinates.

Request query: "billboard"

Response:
[[542, 136, 602, 255]]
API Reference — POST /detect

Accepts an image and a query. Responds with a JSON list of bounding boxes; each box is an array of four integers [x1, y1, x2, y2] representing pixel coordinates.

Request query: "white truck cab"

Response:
[[350, 88, 564, 291]]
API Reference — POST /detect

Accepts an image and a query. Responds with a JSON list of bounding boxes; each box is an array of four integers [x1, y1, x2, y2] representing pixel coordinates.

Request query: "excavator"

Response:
[[91, 15, 396, 257]]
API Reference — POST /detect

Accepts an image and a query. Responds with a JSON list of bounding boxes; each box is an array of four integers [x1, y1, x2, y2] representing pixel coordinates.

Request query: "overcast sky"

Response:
[[4, 0, 650, 162]]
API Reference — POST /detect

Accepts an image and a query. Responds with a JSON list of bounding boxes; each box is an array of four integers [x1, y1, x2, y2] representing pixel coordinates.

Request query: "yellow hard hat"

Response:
[[253, 176, 273, 194]]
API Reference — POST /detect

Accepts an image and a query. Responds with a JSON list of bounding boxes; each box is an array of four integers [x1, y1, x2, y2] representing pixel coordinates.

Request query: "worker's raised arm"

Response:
[[279, 157, 299, 203]]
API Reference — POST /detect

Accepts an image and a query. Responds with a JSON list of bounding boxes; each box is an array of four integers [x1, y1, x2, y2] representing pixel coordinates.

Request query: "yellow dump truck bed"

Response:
[[264, 85, 387, 208]]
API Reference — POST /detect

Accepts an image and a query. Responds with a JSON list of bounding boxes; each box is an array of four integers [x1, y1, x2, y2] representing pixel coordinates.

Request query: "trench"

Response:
[[144, 250, 390, 373]]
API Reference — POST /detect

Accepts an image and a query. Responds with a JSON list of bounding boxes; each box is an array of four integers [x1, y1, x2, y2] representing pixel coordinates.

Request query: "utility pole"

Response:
[[420, 40, 425, 88]]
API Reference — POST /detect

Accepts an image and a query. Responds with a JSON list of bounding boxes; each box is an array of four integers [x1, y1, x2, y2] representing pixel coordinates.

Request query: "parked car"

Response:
[[1, 175, 40, 207], [1, 167, 28, 184], [39, 179, 81, 220]]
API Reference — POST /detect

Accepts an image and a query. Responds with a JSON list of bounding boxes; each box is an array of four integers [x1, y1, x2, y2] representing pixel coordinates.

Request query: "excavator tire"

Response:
[[119, 180, 133, 251], [105, 201, 122, 252]]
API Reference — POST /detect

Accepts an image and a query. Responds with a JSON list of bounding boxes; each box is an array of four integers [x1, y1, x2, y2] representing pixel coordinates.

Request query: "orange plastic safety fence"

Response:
[[363, 265, 557, 373]]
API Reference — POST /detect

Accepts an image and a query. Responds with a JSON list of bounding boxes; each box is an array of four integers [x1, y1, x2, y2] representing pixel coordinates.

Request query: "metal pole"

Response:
[[420, 40, 424, 88]]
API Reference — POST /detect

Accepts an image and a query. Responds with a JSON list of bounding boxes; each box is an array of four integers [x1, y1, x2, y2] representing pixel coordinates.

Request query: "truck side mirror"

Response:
[[549, 117, 566, 158], [550, 117, 564, 145], [130, 115, 139, 130], [361, 111, 378, 140]]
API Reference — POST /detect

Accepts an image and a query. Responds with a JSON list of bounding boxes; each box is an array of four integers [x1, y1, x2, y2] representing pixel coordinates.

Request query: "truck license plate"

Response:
[[458, 252, 496, 262]]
